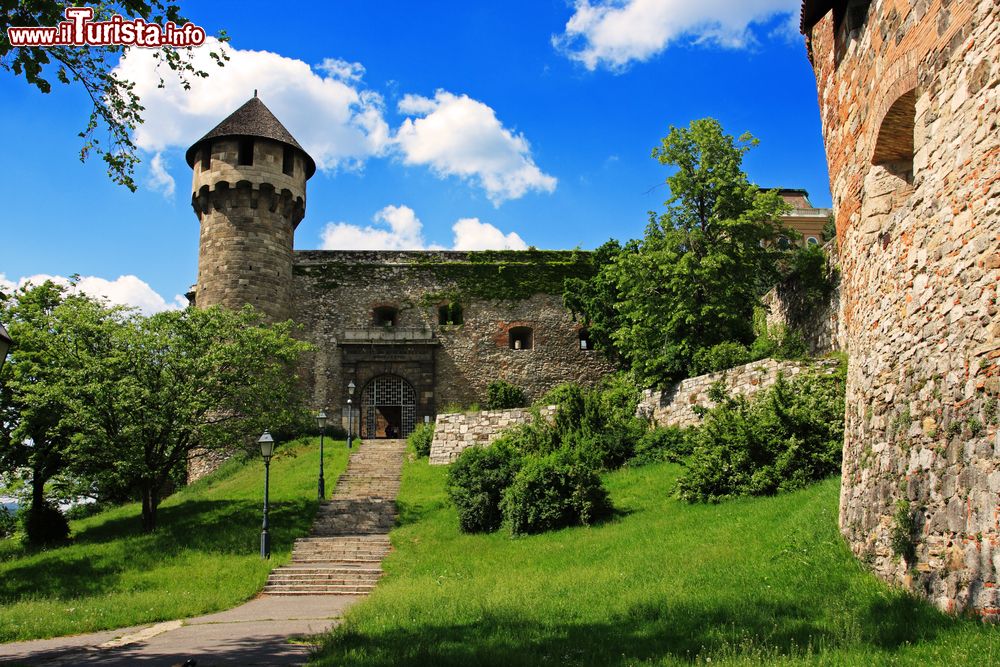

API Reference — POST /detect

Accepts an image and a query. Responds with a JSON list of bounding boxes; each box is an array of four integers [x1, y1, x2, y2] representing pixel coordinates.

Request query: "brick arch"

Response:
[[872, 88, 916, 165]]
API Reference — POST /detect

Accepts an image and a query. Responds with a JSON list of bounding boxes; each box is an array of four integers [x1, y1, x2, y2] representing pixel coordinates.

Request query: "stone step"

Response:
[[291, 556, 384, 564], [263, 585, 376, 595]]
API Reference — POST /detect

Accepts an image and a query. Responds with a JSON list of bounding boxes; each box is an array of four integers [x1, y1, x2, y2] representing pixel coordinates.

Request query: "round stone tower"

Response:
[[185, 94, 316, 321], [802, 1, 999, 618]]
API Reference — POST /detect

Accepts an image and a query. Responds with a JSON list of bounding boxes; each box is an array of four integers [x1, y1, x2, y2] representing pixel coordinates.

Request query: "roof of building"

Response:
[[800, 0, 836, 33], [185, 95, 317, 178]]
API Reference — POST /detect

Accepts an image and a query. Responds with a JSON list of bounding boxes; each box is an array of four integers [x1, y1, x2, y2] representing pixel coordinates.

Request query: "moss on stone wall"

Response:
[[293, 249, 597, 302]]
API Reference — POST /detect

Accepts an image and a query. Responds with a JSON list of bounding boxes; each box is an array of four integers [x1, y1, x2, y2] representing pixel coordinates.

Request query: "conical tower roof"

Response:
[[185, 96, 316, 178]]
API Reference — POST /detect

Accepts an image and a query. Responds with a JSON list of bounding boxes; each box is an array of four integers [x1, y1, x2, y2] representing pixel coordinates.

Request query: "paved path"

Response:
[[0, 440, 408, 667]]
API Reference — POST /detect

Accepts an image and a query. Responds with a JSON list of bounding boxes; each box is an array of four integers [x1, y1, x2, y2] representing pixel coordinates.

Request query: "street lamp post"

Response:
[[258, 430, 275, 559], [347, 380, 356, 449], [316, 410, 327, 499], [0, 321, 11, 374]]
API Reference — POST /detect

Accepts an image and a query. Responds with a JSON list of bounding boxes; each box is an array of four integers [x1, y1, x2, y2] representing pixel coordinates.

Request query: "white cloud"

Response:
[[554, 0, 801, 71], [320, 205, 527, 251], [113, 37, 391, 173], [394, 91, 557, 205], [8, 274, 186, 315], [451, 218, 527, 250], [146, 152, 175, 198], [316, 57, 366, 82], [320, 205, 431, 251]]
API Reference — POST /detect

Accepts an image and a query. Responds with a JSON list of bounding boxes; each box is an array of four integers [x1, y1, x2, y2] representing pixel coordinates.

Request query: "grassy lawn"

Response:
[[0, 437, 349, 642], [314, 459, 999, 666]]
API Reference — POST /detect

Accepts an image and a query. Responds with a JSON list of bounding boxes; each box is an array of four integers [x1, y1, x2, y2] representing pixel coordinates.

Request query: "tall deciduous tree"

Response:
[[0, 281, 125, 542], [565, 118, 790, 387], [71, 306, 310, 532], [0, 1, 227, 190]]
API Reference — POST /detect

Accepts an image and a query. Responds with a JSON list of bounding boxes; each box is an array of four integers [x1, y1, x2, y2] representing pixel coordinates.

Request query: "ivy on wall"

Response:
[[292, 249, 598, 302]]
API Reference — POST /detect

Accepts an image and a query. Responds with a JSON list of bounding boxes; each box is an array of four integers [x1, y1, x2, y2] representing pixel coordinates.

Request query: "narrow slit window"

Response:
[[579, 330, 591, 350], [238, 138, 254, 166], [282, 146, 294, 176], [200, 144, 211, 171]]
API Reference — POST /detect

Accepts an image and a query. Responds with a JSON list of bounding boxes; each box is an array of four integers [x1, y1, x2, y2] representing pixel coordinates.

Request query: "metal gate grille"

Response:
[[361, 374, 416, 438]]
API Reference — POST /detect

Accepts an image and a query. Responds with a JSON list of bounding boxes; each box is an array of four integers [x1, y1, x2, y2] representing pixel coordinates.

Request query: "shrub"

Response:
[[630, 426, 694, 466], [446, 439, 522, 533], [890, 499, 917, 565], [676, 362, 846, 502], [408, 422, 435, 458], [501, 449, 611, 536], [546, 375, 645, 470], [485, 380, 526, 410], [690, 341, 752, 376], [21, 502, 70, 545], [0, 507, 17, 539]]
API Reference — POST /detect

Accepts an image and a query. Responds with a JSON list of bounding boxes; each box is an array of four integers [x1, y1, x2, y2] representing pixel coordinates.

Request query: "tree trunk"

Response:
[[30, 467, 46, 514], [140, 485, 159, 532]]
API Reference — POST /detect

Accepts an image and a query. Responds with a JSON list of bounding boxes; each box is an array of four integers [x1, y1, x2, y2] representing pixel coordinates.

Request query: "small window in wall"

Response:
[[238, 138, 254, 166], [807, 237, 819, 246], [579, 329, 591, 351], [373, 306, 398, 327], [282, 146, 294, 176], [200, 144, 212, 171], [509, 326, 533, 350], [777, 236, 792, 250], [438, 302, 463, 325]]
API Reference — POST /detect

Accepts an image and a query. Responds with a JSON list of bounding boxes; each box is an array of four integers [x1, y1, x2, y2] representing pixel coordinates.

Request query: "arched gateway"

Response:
[[361, 374, 416, 439]]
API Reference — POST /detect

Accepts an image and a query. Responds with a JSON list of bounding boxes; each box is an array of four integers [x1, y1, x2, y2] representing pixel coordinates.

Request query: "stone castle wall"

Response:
[[637, 358, 842, 428], [763, 241, 846, 356], [805, 0, 999, 617], [429, 405, 559, 465], [292, 250, 616, 425]]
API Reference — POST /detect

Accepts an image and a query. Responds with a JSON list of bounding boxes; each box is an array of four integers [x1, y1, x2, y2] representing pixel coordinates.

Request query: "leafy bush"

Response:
[[501, 449, 611, 536], [446, 439, 522, 533], [546, 375, 645, 470], [676, 362, 846, 502], [690, 341, 753, 376], [0, 507, 17, 539], [485, 380, 526, 410], [630, 426, 694, 466], [21, 502, 70, 545], [408, 422, 435, 458], [890, 499, 917, 565]]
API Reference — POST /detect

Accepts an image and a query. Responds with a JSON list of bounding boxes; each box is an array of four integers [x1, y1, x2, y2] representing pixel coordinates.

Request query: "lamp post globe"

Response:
[[258, 430, 275, 559], [0, 322, 11, 374], [347, 380, 356, 450], [316, 410, 327, 499]]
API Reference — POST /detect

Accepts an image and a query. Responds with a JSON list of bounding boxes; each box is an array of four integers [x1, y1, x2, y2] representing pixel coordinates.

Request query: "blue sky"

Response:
[[0, 0, 829, 312]]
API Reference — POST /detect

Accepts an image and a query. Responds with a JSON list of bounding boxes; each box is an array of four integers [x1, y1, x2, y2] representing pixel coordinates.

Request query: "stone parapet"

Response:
[[429, 405, 558, 465], [637, 358, 842, 428]]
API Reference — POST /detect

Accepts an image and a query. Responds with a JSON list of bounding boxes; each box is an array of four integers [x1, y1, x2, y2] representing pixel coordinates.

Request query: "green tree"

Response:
[[0, 281, 125, 543], [71, 306, 310, 532], [566, 118, 790, 387], [0, 1, 227, 190]]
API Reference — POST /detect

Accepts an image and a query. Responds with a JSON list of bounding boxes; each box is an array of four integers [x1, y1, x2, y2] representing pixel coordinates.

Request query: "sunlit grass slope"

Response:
[[0, 437, 349, 642], [314, 459, 998, 666]]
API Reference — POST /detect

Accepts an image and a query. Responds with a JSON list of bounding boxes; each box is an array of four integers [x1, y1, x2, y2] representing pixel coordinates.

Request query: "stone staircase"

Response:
[[263, 439, 406, 596]]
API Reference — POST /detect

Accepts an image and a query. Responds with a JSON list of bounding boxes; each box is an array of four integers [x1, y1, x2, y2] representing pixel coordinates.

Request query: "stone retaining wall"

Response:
[[429, 405, 557, 465], [636, 358, 842, 428]]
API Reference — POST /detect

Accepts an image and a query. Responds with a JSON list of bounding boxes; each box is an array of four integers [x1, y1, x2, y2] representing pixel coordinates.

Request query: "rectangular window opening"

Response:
[[238, 139, 254, 166]]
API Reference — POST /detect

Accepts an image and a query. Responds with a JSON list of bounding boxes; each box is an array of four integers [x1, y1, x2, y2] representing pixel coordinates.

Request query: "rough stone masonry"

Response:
[[802, 0, 999, 618]]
